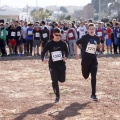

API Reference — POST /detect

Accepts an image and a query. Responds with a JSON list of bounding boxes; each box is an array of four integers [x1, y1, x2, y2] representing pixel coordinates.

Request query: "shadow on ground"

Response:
[[49, 102, 91, 120], [14, 103, 54, 120]]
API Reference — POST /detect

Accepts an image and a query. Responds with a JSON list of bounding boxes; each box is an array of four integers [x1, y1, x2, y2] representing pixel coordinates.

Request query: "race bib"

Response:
[[11, 32, 15, 36], [80, 32, 85, 36], [17, 31, 21, 36], [28, 31, 32, 35], [117, 33, 120, 38], [51, 51, 62, 62], [1, 31, 3, 36], [35, 33, 40, 37], [105, 35, 108, 39], [86, 43, 97, 54], [43, 33, 47, 38], [68, 33, 73, 38], [97, 32, 102, 37]]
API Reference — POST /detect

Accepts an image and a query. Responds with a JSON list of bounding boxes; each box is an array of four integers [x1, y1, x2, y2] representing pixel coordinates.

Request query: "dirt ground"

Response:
[[0, 54, 120, 120]]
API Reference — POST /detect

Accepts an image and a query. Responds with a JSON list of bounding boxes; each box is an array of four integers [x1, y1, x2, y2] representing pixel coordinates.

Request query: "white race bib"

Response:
[[86, 43, 97, 54], [61, 33, 67, 40], [43, 33, 47, 38], [105, 35, 108, 39], [17, 31, 21, 36], [35, 33, 40, 37], [80, 32, 85, 36], [1, 31, 3, 36], [11, 32, 15, 36], [117, 33, 120, 38], [97, 32, 102, 37], [51, 51, 62, 62], [28, 31, 32, 35], [68, 33, 73, 38]]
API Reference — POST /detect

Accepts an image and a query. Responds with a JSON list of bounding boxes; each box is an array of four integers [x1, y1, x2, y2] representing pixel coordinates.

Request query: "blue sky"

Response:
[[0, 0, 91, 8]]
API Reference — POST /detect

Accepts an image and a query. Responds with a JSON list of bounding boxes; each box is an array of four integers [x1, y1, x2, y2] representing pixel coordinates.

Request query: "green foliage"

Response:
[[91, 0, 114, 13], [31, 8, 51, 21], [65, 15, 71, 20], [60, 6, 68, 13]]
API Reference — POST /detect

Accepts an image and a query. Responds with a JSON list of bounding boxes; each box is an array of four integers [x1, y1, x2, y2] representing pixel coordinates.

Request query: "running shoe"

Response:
[[91, 95, 98, 101], [55, 97, 60, 103]]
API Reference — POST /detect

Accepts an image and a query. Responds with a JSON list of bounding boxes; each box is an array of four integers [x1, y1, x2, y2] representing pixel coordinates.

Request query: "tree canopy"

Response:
[[31, 8, 51, 21], [91, 0, 116, 13]]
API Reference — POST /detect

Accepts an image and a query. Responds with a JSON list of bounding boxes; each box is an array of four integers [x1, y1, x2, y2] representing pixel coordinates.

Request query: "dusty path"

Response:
[[0, 55, 120, 120]]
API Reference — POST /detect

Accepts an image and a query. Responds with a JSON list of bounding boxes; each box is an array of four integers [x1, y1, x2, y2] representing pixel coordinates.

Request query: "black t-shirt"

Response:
[[41, 40, 69, 64], [41, 29, 49, 42], [8, 28, 17, 39], [76, 34, 100, 59], [16, 26, 21, 39], [63, 27, 68, 31], [33, 28, 41, 40]]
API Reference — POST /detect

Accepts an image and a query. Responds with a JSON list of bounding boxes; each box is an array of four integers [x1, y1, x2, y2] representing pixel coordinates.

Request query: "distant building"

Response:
[[0, 10, 19, 23], [0, 5, 33, 23]]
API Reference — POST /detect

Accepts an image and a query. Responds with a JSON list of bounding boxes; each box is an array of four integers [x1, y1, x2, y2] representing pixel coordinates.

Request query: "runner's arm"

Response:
[[97, 38, 101, 49], [64, 43, 69, 58]]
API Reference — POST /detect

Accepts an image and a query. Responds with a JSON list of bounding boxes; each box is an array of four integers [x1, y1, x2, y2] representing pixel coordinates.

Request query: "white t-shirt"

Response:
[[77, 26, 87, 39], [22, 26, 28, 39]]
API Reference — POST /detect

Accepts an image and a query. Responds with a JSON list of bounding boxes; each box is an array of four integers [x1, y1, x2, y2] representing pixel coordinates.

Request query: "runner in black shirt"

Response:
[[41, 28, 69, 102], [8, 24, 17, 55], [41, 27, 49, 51], [76, 23, 101, 101], [15, 21, 22, 55]]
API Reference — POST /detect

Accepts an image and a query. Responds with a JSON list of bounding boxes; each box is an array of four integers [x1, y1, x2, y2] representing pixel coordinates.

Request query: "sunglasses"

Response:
[[55, 34, 61, 37]]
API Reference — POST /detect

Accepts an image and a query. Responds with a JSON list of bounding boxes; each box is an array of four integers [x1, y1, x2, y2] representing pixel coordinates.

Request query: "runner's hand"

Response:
[[43, 59, 48, 64], [63, 57, 67, 62]]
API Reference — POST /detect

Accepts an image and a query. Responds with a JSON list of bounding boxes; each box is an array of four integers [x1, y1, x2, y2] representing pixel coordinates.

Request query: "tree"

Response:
[[60, 6, 68, 13], [108, 0, 120, 18], [31, 8, 51, 21], [91, 0, 113, 13], [65, 15, 71, 20]]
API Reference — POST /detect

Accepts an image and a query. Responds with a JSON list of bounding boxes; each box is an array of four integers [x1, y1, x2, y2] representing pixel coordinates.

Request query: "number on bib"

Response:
[[68, 33, 73, 38], [105, 35, 108, 39], [17, 31, 21, 36], [35, 33, 40, 37], [97, 32, 102, 37], [11, 32, 15, 36], [51, 51, 62, 62], [28, 31, 32, 35], [86, 43, 97, 54], [43, 33, 47, 38], [117, 33, 120, 38]]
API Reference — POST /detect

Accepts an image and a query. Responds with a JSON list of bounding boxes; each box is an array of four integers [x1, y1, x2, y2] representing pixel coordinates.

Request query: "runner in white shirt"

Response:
[[77, 22, 87, 39], [22, 22, 28, 55]]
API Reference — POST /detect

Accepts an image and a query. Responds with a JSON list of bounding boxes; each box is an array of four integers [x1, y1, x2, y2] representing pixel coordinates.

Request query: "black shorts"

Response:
[[6, 36, 9, 45], [23, 38, 26, 44], [49, 62, 66, 83], [81, 57, 98, 79]]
